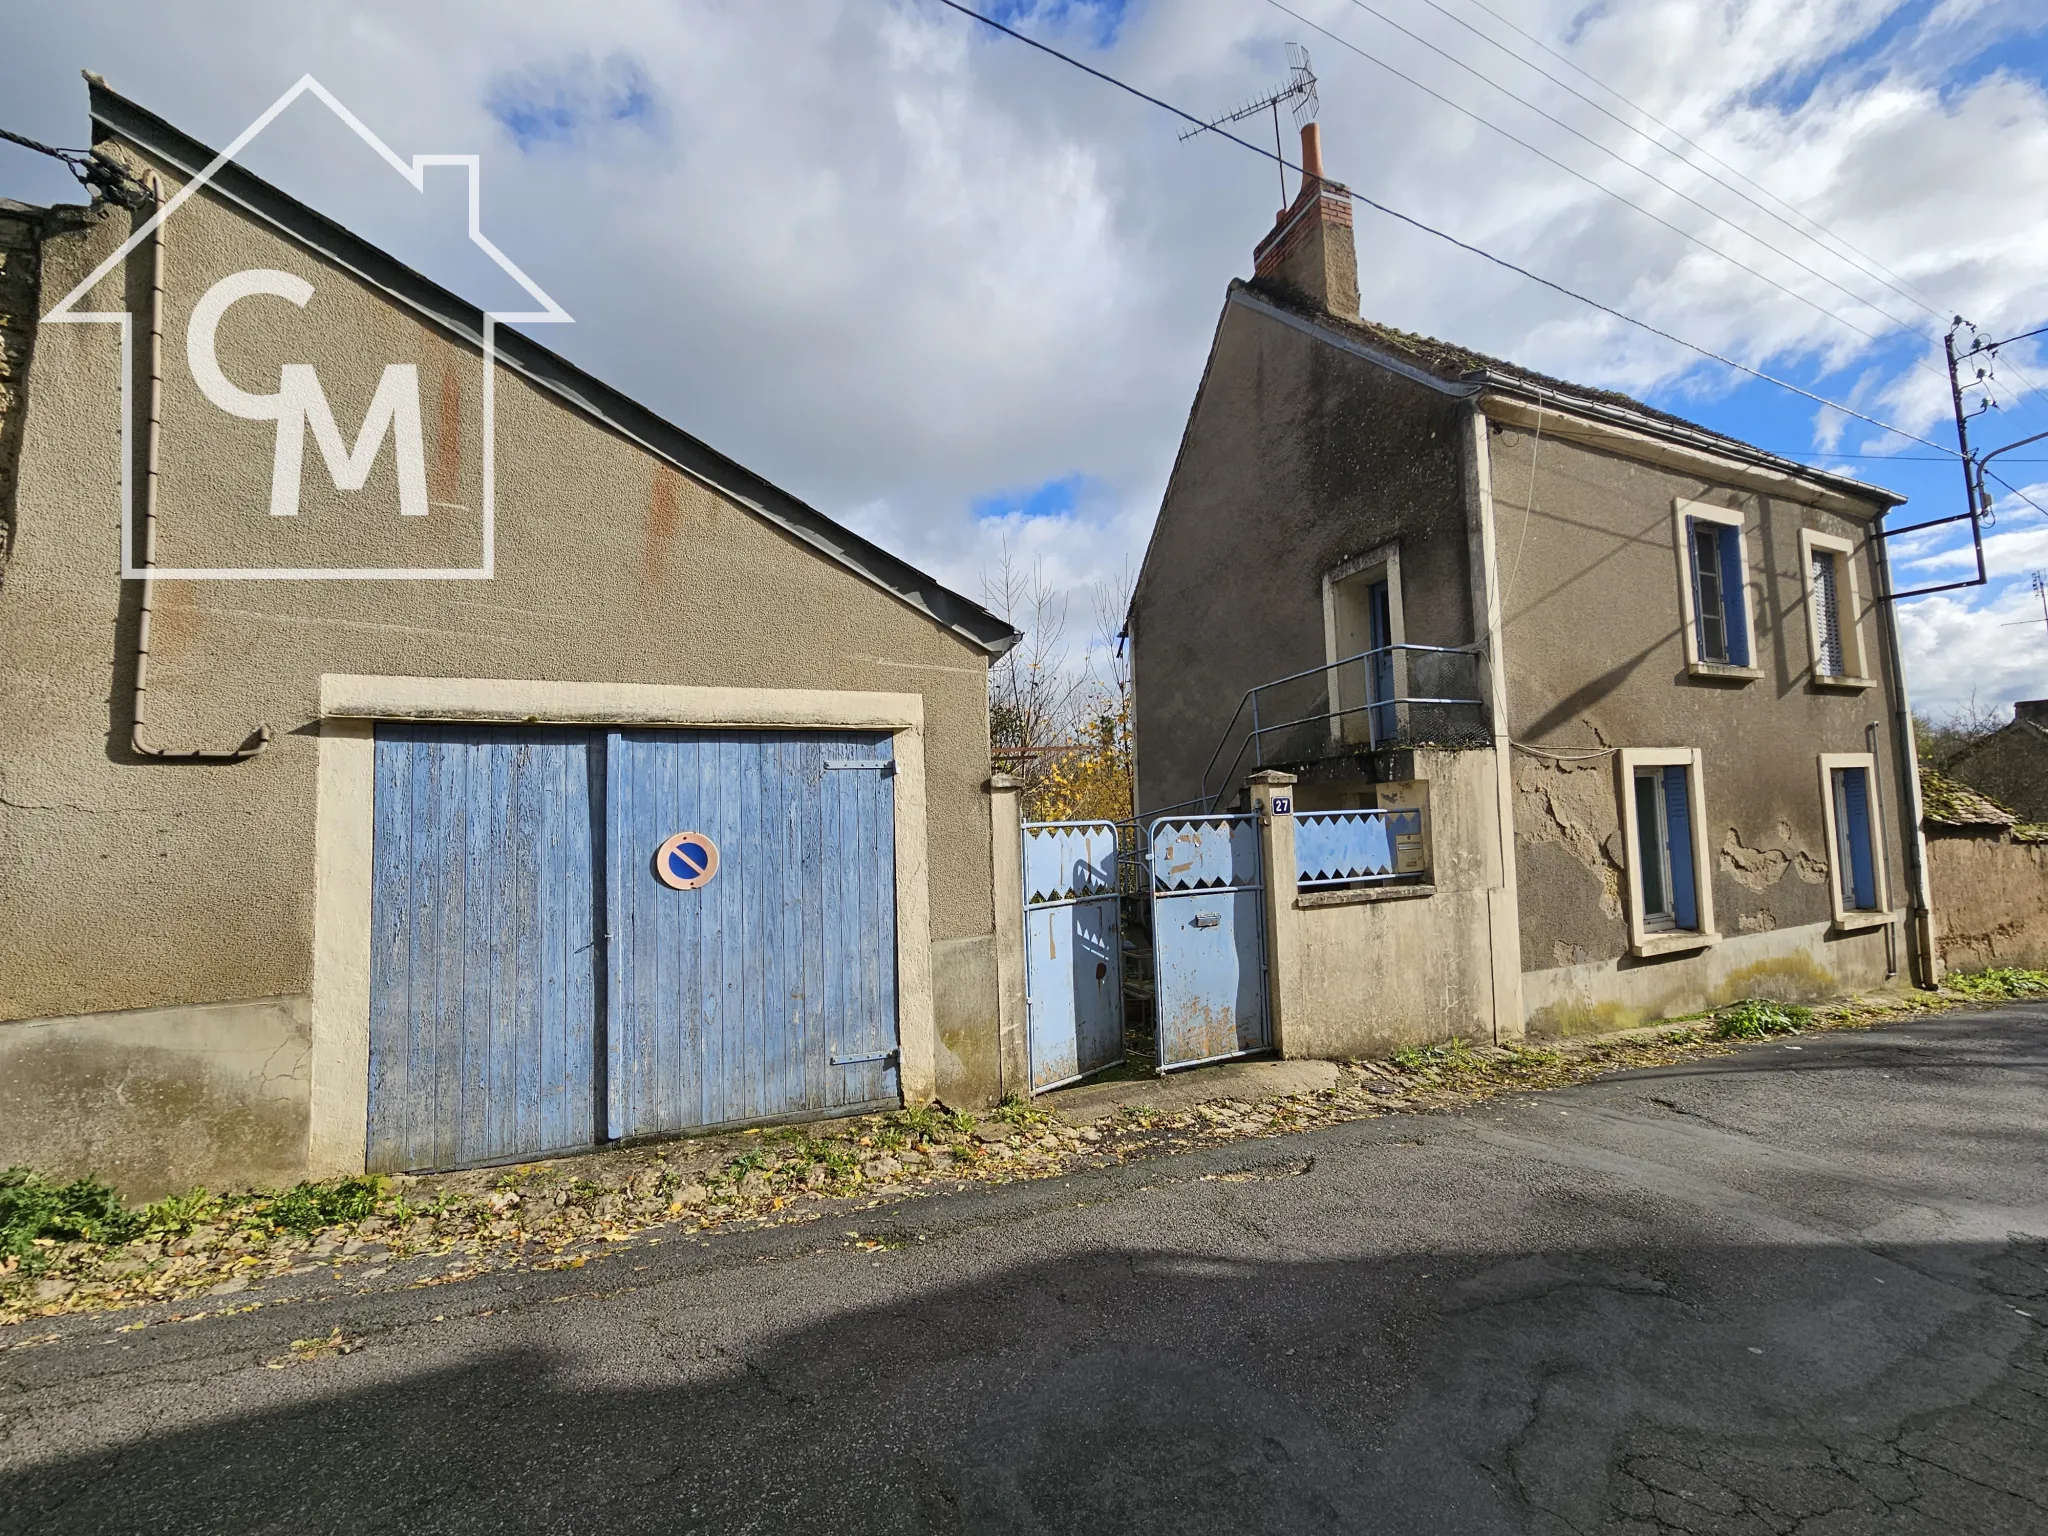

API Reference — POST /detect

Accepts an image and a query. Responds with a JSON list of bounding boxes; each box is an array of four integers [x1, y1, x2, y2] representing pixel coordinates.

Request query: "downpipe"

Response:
[[1870, 516, 1937, 986], [131, 173, 270, 762]]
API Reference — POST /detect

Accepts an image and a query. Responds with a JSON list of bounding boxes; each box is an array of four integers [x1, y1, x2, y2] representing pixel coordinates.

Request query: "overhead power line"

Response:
[[1451, 0, 1952, 324], [926, 0, 1953, 456], [1415, 0, 1947, 328], [1272, 1, 1933, 370], [1318, 0, 1936, 352]]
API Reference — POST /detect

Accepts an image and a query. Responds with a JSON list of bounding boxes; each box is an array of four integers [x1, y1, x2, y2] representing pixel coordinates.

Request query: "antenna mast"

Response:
[[1180, 44, 1318, 210]]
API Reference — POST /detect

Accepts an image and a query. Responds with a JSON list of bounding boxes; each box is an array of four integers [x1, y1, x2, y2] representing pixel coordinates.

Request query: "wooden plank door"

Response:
[[604, 728, 901, 1140], [366, 723, 600, 1172]]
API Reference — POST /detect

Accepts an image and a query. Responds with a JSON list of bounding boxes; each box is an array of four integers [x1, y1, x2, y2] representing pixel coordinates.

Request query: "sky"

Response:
[[3, 0, 2047, 719]]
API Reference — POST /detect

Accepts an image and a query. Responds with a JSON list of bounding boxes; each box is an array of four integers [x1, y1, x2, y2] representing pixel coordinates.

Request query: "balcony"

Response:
[[1196, 644, 1488, 809]]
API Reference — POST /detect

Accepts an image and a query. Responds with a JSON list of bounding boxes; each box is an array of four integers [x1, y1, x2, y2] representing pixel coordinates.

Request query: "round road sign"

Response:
[[654, 831, 719, 890]]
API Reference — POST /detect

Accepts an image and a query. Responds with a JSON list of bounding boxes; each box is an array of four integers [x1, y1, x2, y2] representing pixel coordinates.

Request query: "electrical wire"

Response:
[[1414, 0, 1947, 328], [1325, 0, 1936, 349], [1451, 0, 1952, 323], [927, 0, 1955, 455], [1270, 0, 1921, 360]]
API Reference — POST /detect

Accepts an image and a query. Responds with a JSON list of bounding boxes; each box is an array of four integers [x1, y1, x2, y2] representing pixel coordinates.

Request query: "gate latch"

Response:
[[1191, 912, 1221, 929], [830, 1048, 900, 1067]]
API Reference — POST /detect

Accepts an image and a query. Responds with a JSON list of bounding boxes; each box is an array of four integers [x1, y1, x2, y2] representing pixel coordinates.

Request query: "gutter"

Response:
[[1869, 513, 1939, 985], [131, 174, 271, 762]]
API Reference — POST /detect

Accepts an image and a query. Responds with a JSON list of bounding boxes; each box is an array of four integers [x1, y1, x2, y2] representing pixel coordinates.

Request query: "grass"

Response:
[[0, 1170, 144, 1271], [1943, 966, 2048, 1001]]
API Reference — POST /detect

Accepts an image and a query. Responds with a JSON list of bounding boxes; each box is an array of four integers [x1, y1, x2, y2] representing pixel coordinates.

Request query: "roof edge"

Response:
[[84, 78, 1020, 657]]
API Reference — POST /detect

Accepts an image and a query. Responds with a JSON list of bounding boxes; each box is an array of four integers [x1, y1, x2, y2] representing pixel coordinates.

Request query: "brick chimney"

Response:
[[1251, 123, 1359, 321]]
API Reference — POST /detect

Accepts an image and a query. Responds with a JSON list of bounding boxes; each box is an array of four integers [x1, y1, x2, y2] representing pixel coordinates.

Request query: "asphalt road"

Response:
[[3, 1008, 2046, 1535]]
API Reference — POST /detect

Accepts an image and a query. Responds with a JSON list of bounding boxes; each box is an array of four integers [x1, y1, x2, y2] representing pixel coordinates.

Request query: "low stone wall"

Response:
[[1927, 832, 2048, 972]]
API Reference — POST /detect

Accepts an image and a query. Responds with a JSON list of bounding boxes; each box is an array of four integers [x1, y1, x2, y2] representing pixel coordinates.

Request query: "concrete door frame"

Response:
[[308, 674, 933, 1176]]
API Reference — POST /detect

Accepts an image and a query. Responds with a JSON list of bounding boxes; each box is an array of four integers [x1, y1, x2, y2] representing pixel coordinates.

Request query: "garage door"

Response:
[[366, 724, 900, 1171]]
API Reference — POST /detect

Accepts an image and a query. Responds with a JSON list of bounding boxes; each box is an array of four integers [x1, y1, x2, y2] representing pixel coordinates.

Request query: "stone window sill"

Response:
[[1629, 929, 1720, 958], [1685, 662, 1763, 683], [1296, 883, 1434, 910], [1810, 674, 1876, 693], [1832, 908, 1899, 933]]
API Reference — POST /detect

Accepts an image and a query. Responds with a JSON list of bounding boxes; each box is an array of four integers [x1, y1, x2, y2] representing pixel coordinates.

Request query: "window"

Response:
[[1818, 753, 1892, 927], [1618, 748, 1717, 955], [1799, 530, 1870, 687], [1673, 501, 1757, 676], [1323, 545, 1403, 746]]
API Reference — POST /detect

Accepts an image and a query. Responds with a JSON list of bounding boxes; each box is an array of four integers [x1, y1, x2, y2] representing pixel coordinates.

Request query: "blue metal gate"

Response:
[[1022, 820, 1124, 1091], [606, 729, 901, 1139], [367, 724, 600, 1173], [1148, 814, 1269, 1071]]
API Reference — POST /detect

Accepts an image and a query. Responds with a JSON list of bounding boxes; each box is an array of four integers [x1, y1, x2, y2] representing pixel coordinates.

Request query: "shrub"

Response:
[[0, 1168, 144, 1270], [1712, 999, 1812, 1040], [1944, 967, 2048, 1001]]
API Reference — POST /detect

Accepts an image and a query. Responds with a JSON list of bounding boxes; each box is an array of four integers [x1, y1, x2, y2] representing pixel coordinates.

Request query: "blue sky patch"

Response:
[[487, 55, 663, 152], [973, 473, 1095, 522]]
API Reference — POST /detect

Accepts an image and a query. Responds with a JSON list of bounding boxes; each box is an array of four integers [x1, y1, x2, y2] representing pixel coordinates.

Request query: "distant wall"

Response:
[[1927, 833, 2048, 972]]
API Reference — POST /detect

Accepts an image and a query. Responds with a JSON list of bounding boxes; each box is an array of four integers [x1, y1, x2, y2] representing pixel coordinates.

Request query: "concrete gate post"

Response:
[[1245, 770, 1301, 1059], [987, 774, 1030, 1101]]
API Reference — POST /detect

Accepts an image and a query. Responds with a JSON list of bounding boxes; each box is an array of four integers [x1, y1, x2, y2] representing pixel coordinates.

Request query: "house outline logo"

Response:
[[41, 74, 572, 582]]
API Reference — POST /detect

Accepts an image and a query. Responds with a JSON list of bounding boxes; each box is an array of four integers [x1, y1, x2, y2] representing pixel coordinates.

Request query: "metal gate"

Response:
[[1022, 819, 1124, 1091], [1148, 814, 1269, 1071]]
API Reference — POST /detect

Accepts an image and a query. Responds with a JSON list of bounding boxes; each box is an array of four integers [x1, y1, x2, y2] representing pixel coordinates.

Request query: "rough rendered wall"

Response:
[[1131, 291, 1475, 814], [0, 201, 44, 581], [0, 157, 1004, 1184], [1488, 423, 1910, 1028], [1927, 834, 2048, 972]]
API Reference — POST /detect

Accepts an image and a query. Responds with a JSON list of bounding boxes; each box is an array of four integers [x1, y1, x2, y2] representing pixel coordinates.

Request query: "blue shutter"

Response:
[[1718, 524, 1749, 665], [1663, 764, 1698, 930], [1841, 768, 1877, 910]]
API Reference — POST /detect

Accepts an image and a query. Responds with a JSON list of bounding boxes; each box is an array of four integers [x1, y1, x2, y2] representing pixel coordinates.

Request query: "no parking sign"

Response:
[[654, 831, 720, 890]]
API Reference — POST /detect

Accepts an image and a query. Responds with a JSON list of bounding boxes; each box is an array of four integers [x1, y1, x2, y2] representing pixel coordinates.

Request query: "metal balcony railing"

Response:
[[1196, 644, 1487, 810]]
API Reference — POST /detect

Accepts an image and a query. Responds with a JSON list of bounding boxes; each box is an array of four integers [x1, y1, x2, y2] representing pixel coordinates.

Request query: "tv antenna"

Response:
[[1180, 43, 1318, 210]]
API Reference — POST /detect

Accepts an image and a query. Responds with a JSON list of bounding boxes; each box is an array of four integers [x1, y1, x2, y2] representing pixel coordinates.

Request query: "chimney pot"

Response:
[[1300, 122, 1324, 182]]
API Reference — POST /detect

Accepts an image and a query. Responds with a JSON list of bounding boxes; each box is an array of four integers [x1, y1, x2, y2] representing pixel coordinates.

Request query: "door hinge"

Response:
[[830, 1048, 900, 1067], [823, 758, 895, 774]]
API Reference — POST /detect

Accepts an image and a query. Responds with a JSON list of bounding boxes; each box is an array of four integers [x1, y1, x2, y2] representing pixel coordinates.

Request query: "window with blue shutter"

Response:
[[1632, 761, 1702, 934], [1663, 764, 1699, 929], [1831, 766, 1878, 911], [1688, 517, 1749, 666]]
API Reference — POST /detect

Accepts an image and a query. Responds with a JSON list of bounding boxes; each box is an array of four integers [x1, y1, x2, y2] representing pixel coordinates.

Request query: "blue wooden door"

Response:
[[606, 729, 901, 1139], [367, 724, 599, 1173]]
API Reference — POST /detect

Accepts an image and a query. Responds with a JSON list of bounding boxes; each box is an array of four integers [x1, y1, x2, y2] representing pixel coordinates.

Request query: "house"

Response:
[[0, 78, 1022, 1198], [1127, 124, 1932, 1054], [1941, 700, 2048, 823]]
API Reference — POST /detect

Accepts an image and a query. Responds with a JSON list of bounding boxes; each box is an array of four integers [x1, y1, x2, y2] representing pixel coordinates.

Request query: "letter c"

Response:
[[185, 269, 315, 420]]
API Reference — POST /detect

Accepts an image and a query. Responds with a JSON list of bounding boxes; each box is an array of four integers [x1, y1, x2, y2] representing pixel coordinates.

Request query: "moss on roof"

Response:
[[1920, 763, 2019, 829]]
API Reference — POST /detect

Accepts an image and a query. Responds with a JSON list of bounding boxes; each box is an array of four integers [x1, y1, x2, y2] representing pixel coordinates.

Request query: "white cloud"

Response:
[[3, 0, 2046, 716]]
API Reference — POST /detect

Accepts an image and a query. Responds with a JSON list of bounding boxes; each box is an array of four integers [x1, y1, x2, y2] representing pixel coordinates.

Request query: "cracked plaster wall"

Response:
[[1487, 421, 1911, 1023], [0, 995, 310, 1199]]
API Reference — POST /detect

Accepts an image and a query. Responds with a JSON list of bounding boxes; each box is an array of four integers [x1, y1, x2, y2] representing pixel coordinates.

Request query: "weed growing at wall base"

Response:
[[1942, 966, 2048, 1000], [1712, 999, 1814, 1040]]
